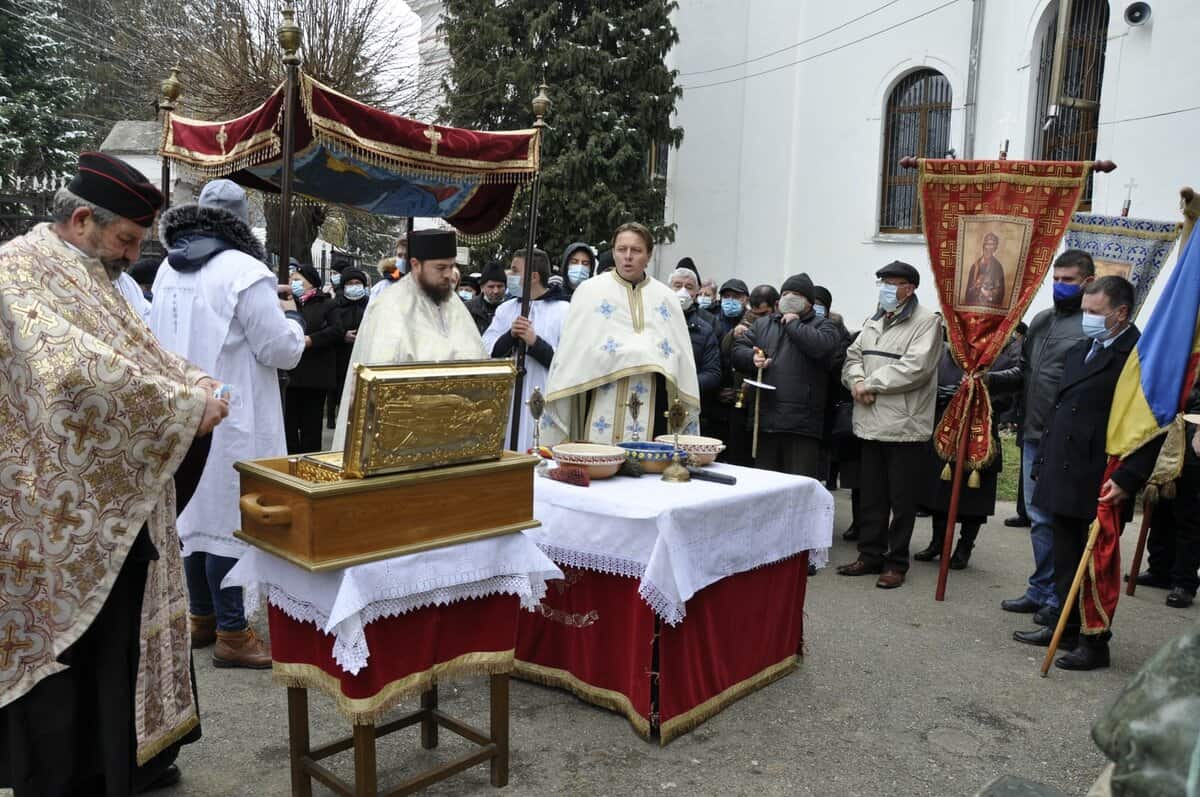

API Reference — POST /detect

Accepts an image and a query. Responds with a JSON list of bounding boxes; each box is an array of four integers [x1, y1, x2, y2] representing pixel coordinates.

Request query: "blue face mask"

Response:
[[458, 289, 475, 302], [331, 272, 342, 287], [1053, 281, 1082, 302], [290, 279, 305, 298], [813, 304, 827, 318], [878, 283, 900, 312], [506, 273, 522, 297], [344, 284, 367, 301], [1081, 311, 1111, 341], [567, 264, 591, 286], [721, 298, 743, 318], [697, 295, 713, 310]]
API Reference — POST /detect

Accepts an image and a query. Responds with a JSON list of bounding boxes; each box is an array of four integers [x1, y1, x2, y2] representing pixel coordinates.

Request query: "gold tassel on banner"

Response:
[[941, 462, 952, 481], [968, 469, 981, 489]]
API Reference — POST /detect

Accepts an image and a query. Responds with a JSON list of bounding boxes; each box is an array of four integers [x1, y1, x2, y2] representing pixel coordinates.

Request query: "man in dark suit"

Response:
[[1013, 276, 1162, 670]]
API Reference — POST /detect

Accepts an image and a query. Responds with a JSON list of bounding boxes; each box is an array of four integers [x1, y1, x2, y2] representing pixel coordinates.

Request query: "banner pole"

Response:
[[1124, 498, 1156, 597], [277, 3, 302, 286], [1041, 518, 1101, 676], [934, 414, 971, 601], [157, 68, 182, 211], [507, 84, 551, 453]]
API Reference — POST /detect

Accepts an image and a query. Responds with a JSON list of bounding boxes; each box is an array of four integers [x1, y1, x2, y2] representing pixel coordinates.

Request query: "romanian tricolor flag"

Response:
[[1081, 227, 1200, 634]]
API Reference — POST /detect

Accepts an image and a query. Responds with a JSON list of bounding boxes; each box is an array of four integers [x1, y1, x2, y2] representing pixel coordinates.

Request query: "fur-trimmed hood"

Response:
[[159, 202, 266, 272]]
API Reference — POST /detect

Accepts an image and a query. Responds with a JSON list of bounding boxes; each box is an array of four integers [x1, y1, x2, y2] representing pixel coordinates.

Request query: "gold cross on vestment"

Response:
[[216, 124, 229, 155], [0, 621, 33, 668], [423, 123, 443, 156], [145, 435, 178, 477], [0, 540, 45, 588], [41, 493, 82, 544], [11, 301, 53, 337], [64, 407, 104, 455]]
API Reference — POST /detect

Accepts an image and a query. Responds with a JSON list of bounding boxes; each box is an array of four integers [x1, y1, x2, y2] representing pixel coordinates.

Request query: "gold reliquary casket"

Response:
[[234, 360, 539, 571]]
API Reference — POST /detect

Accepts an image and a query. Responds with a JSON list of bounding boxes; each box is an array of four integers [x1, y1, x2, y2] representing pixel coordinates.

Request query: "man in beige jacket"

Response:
[[837, 261, 942, 588]]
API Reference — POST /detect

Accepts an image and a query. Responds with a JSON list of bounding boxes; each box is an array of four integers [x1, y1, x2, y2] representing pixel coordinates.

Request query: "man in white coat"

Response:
[[151, 179, 306, 668], [482, 248, 570, 452]]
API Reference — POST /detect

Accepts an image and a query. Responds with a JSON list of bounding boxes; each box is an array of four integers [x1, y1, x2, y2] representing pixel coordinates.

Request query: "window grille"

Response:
[[879, 69, 952, 234]]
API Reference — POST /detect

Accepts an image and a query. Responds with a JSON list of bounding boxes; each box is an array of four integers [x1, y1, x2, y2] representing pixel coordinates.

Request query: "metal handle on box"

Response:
[[239, 493, 292, 526]]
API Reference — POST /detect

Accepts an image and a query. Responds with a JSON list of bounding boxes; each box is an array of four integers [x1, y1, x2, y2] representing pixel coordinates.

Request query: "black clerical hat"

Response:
[[407, 229, 457, 262], [69, 152, 163, 228]]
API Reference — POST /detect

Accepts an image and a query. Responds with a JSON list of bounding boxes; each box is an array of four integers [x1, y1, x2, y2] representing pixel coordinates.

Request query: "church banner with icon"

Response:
[[1064, 213, 1183, 320], [160, 74, 540, 240], [917, 159, 1093, 475]]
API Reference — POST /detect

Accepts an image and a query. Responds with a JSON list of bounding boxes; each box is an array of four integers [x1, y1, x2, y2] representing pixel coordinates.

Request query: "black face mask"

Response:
[[1053, 293, 1083, 312]]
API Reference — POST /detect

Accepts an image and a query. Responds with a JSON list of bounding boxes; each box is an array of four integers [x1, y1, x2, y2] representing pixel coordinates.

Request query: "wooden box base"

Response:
[[235, 452, 540, 571]]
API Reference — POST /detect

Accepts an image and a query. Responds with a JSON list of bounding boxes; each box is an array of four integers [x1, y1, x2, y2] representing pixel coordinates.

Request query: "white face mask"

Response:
[[675, 288, 694, 312], [778, 294, 809, 315]]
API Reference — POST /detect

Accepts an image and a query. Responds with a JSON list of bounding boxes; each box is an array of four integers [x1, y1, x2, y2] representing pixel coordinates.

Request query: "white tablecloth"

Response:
[[225, 533, 562, 675], [530, 463, 833, 625]]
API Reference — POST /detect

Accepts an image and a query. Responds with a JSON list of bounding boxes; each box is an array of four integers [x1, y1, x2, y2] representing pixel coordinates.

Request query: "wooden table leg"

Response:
[[353, 723, 378, 797], [287, 687, 313, 797], [420, 685, 438, 749], [489, 673, 509, 787]]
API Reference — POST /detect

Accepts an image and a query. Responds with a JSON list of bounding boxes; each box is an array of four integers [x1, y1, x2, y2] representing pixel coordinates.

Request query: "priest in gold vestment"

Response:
[[0, 153, 229, 796], [542, 222, 700, 445], [332, 229, 487, 450]]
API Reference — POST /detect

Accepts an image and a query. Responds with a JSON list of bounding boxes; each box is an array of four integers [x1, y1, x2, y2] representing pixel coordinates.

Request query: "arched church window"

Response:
[[1032, 0, 1109, 208], [879, 69, 953, 234]]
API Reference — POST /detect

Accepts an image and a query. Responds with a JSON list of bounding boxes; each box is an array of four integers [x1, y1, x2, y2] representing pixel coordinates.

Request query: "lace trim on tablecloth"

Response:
[[535, 543, 646, 580], [261, 576, 547, 675]]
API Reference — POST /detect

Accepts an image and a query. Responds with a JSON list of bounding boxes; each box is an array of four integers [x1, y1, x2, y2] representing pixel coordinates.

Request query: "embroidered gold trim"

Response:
[[512, 660, 650, 738], [272, 649, 514, 724], [135, 713, 199, 766], [658, 655, 799, 744], [1080, 519, 1112, 634], [920, 172, 1092, 188], [1066, 221, 1183, 242], [543, 363, 699, 408]]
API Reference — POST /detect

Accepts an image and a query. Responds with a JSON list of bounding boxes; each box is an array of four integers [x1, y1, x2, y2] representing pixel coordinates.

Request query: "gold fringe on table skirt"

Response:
[[513, 660, 652, 738], [658, 655, 799, 744], [273, 649, 514, 725]]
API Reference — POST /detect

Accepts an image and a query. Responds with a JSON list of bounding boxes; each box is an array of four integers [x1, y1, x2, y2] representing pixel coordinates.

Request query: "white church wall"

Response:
[[661, 0, 1200, 330]]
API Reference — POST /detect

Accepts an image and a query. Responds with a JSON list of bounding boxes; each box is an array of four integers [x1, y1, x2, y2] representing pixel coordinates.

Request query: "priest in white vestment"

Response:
[[151, 179, 306, 669], [482, 248, 570, 452], [542, 222, 700, 445], [333, 229, 487, 450]]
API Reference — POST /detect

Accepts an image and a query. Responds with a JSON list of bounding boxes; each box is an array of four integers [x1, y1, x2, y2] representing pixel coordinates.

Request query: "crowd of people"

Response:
[[1, 151, 1198, 794]]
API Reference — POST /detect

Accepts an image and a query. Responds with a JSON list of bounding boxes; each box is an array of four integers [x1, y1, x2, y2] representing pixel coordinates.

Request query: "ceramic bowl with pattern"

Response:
[[654, 434, 725, 466], [617, 441, 687, 474], [551, 443, 627, 479]]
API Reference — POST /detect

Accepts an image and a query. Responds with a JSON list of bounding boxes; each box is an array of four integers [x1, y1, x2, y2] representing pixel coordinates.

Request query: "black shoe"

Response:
[[1166, 587, 1195, 608], [1125, 570, 1172, 590], [842, 524, 859, 541], [912, 542, 943, 562], [137, 764, 182, 793], [1055, 639, 1110, 671], [1013, 626, 1078, 650], [1003, 515, 1031, 528], [1033, 606, 1059, 627], [1000, 595, 1040, 613], [948, 544, 973, 570]]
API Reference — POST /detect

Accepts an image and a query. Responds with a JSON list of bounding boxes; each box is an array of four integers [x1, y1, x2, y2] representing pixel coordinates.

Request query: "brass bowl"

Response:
[[618, 441, 685, 474]]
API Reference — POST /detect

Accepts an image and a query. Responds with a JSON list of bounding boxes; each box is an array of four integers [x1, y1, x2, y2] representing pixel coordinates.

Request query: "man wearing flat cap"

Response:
[[0, 152, 230, 793], [837, 261, 942, 589], [333, 228, 486, 448]]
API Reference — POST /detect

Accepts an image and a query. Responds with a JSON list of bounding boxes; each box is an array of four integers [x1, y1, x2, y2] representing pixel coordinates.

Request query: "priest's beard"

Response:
[[414, 268, 453, 304], [84, 226, 131, 279]]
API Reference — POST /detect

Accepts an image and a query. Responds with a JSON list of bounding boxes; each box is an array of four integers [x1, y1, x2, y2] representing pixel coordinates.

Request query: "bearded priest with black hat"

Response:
[[0, 152, 231, 794], [332, 228, 487, 449]]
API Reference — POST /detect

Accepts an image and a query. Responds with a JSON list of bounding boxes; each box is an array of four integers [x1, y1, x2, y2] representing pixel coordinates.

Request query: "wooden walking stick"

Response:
[[1124, 498, 1156, 597], [747, 347, 775, 459], [1041, 518, 1102, 676]]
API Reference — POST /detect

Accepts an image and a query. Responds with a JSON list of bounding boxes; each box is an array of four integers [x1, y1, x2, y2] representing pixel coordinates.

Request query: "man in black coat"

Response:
[[731, 273, 840, 478], [467, 260, 507, 334], [1014, 277, 1162, 670], [668, 267, 721, 399]]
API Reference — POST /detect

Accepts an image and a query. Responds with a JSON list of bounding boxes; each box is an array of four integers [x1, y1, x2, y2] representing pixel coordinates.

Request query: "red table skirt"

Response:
[[268, 594, 520, 724], [515, 552, 808, 743]]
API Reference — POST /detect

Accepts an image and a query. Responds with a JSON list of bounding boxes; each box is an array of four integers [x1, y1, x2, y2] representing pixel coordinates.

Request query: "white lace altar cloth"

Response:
[[224, 533, 562, 675], [530, 462, 833, 625]]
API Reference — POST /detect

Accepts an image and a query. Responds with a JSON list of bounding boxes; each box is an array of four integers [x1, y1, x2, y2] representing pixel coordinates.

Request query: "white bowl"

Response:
[[552, 443, 627, 479], [653, 434, 726, 466]]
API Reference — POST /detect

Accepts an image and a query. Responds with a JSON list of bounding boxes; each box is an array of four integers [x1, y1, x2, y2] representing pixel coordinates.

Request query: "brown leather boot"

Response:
[[212, 626, 272, 669], [189, 614, 216, 649]]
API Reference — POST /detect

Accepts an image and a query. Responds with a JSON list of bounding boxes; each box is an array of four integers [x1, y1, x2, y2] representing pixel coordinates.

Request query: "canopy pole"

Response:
[[276, 2, 302, 285], [508, 83, 551, 452], [157, 67, 183, 211]]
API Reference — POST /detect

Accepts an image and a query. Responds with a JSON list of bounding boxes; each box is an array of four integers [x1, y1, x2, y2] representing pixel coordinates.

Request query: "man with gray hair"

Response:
[[668, 266, 721, 419], [0, 152, 230, 793], [151, 178, 307, 671]]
